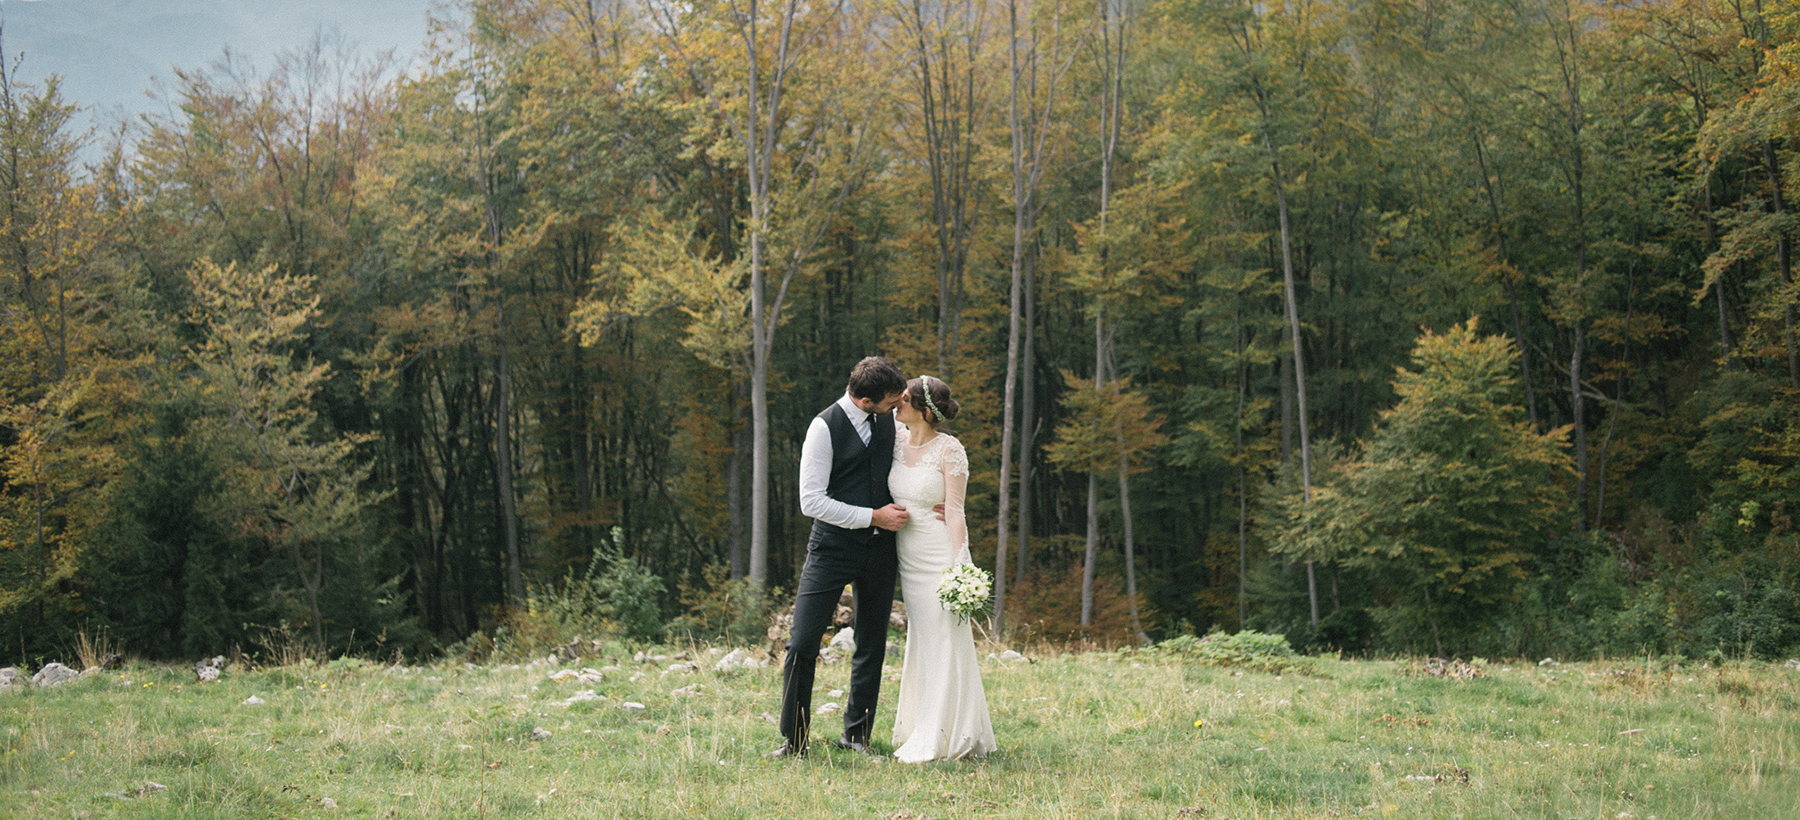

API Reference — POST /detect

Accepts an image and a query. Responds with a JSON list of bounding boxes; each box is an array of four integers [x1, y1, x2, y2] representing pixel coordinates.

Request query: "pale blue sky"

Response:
[[1, 0, 439, 158]]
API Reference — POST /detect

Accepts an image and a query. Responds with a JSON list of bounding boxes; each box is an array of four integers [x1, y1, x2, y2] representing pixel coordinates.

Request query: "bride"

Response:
[[888, 375, 996, 763]]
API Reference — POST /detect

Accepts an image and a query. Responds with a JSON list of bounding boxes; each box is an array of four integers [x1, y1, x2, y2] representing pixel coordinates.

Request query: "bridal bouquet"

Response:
[[937, 562, 993, 624]]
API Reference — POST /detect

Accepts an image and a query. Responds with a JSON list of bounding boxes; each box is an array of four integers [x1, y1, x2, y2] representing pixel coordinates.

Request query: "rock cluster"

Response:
[[32, 662, 80, 687], [547, 668, 604, 684], [553, 637, 605, 661], [194, 656, 226, 682], [713, 648, 768, 671]]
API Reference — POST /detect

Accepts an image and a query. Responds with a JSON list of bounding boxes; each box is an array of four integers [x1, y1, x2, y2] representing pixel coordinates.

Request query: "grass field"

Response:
[[3, 646, 1797, 819]]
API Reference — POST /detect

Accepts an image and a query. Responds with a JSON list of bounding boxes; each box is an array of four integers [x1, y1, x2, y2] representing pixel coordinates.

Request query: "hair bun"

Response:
[[937, 396, 960, 422]]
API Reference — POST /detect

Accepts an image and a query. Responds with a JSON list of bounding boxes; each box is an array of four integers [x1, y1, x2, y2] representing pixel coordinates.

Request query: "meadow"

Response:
[[3, 647, 1797, 819]]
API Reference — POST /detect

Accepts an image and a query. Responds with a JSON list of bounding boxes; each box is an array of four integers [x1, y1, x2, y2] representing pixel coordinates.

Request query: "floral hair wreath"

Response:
[[918, 375, 945, 423]]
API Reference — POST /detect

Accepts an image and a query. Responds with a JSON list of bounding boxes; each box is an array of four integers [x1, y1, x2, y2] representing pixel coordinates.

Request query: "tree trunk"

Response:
[[1080, 470, 1100, 633], [1118, 456, 1143, 643], [908, 0, 982, 380], [749, 230, 770, 587], [1422, 583, 1445, 658], [1474, 135, 1538, 428], [1234, 292, 1248, 630], [1571, 321, 1587, 529], [996, 199, 1021, 636], [1017, 248, 1037, 588], [1718, 268, 1733, 370], [728, 384, 747, 580], [1279, 344, 1293, 466], [1762, 139, 1800, 388], [495, 321, 523, 604], [1703, 178, 1732, 370], [1080, 310, 1103, 633], [994, 0, 1029, 636], [1267, 144, 1319, 629], [1082, 0, 1127, 637], [1555, 4, 1589, 529]]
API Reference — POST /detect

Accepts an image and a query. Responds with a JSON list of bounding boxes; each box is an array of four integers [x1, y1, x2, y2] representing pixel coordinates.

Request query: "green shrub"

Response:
[[665, 564, 779, 645], [1142, 628, 1308, 674], [490, 527, 667, 659]]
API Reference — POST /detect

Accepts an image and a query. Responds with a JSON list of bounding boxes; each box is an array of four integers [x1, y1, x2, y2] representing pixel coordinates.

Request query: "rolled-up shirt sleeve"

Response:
[[798, 416, 874, 530]]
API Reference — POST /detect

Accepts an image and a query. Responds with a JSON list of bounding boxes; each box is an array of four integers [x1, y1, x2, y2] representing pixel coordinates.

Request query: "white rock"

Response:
[[816, 702, 842, 715], [577, 668, 604, 684], [561, 690, 602, 706], [320, 797, 338, 809], [622, 701, 646, 710], [242, 695, 266, 705], [600, 665, 622, 673], [827, 689, 843, 698], [530, 726, 552, 741], [830, 628, 857, 654], [633, 651, 648, 663], [714, 648, 751, 672], [548, 669, 580, 682], [0, 667, 21, 690], [196, 666, 220, 683], [999, 650, 1029, 663], [31, 662, 79, 687], [713, 648, 767, 671], [1785, 659, 1800, 670], [1538, 658, 1558, 666]]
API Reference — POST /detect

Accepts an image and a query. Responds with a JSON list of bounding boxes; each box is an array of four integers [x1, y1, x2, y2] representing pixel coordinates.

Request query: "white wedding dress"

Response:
[[889, 426, 996, 762]]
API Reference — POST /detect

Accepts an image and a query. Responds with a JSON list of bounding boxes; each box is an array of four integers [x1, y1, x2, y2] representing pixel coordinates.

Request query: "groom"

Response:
[[773, 356, 911, 758]]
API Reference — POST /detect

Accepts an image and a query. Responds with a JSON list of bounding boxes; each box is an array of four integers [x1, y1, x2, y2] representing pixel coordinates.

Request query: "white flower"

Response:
[[937, 563, 993, 623]]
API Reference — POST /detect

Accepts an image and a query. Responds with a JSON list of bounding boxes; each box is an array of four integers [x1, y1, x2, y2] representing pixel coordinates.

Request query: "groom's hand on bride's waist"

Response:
[[934, 504, 947, 522], [872, 504, 910, 531]]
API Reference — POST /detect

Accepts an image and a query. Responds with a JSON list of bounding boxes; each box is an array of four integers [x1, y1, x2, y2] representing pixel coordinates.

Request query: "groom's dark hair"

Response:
[[846, 356, 907, 401]]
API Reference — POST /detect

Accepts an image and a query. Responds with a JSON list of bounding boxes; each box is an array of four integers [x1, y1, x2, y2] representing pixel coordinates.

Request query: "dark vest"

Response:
[[810, 402, 894, 546]]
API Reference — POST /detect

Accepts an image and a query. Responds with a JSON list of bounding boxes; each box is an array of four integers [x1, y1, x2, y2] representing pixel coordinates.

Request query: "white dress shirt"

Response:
[[799, 393, 886, 530]]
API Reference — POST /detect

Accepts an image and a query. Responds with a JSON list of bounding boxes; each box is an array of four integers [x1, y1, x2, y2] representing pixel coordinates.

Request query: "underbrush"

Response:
[[1128, 628, 1311, 674]]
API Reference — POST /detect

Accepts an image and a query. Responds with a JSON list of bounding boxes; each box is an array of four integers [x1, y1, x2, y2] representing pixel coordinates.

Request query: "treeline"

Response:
[[2, 0, 1798, 665]]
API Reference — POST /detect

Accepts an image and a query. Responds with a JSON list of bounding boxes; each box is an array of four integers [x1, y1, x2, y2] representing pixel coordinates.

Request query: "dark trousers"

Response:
[[778, 528, 899, 751]]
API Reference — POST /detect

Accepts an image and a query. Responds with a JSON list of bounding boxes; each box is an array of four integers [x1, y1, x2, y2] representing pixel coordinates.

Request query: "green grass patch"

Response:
[[2, 651, 1797, 818]]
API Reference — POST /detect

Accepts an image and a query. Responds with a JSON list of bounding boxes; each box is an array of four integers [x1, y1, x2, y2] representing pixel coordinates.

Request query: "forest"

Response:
[[2, 0, 1798, 667]]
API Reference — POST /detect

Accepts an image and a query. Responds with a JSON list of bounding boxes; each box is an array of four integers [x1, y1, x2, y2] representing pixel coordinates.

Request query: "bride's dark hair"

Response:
[[906, 376, 959, 424]]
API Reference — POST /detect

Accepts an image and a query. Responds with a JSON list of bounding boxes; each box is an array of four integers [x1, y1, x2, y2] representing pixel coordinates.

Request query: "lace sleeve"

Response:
[[943, 438, 969, 563], [944, 436, 969, 477]]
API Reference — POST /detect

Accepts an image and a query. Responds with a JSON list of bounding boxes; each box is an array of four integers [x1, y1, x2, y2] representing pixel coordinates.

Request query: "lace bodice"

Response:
[[889, 424, 970, 561]]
